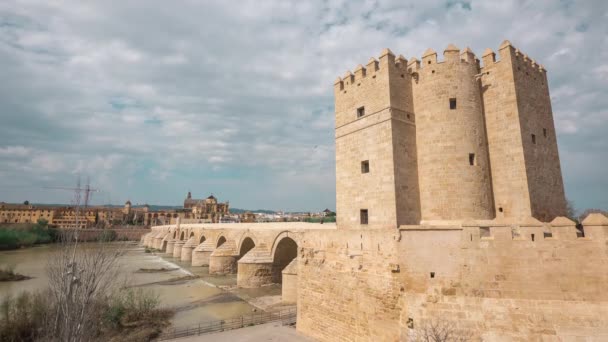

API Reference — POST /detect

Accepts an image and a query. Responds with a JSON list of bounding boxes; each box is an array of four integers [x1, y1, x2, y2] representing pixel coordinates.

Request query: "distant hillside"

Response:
[[228, 208, 276, 214], [27, 203, 276, 214]]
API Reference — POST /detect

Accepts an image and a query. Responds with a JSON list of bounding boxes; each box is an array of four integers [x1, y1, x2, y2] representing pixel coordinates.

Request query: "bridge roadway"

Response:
[[142, 222, 335, 303]]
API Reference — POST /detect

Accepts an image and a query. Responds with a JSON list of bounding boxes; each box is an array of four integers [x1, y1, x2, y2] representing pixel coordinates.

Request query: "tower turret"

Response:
[[334, 48, 420, 229], [480, 40, 566, 221], [412, 44, 494, 222]]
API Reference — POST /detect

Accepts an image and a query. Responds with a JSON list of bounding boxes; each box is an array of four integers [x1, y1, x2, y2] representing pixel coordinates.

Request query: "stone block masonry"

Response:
[[297, 216, 608, 341], [143, 40, 599, 341], [335, 40, 566, 227]]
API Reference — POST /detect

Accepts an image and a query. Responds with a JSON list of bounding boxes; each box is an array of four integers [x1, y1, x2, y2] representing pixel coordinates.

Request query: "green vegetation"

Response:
[[144, 247, 161, 253], [304, 216, 336, 223], [0, 266, 31, 282], [0, 219, 59, 250], [0, 288, 173, 342], [99, 229, 118, 242]]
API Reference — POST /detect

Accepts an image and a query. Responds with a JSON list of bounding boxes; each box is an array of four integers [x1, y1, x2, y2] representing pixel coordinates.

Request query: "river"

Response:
[[0, 243, 283, 329]]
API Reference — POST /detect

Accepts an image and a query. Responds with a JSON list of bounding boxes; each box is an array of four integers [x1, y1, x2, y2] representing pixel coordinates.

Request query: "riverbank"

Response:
[[0, 222, 149, 250], [0, 267, 31, 281], [0, 242, 291, 338], [0, 222, 56, 250]]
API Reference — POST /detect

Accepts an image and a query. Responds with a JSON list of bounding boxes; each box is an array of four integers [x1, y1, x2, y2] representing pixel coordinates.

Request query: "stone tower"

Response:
[[411, 45, 494, 222], [480, 40, 567, 221], [334, 49, 420, 229], [334, 40, 567, 228]]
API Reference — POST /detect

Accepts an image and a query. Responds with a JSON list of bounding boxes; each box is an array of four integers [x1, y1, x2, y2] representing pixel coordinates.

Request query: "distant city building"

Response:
[[240, 211, 257, 223], [0, 191, 231, 228], [183, 192, 229, 223]]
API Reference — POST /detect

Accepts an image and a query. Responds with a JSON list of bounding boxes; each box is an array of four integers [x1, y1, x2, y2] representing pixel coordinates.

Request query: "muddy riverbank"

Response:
[[0, 243, 289, 329]]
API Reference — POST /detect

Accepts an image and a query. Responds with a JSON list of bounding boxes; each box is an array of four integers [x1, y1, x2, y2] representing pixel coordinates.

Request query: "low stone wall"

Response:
[[296, 215, 608, 341], [73, 228, 150, 241], [297, 229, 403, 341]]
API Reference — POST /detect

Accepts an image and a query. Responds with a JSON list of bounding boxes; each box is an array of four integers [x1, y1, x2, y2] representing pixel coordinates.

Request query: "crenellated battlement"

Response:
[[335, 41, 552, 93], [334, 48, 411, 92], [480, 40, 546, 75], [335, 39, 566, 228]]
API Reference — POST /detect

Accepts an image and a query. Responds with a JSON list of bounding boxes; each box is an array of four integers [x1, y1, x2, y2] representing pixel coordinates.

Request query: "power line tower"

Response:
[[43, 176, 99, 229]]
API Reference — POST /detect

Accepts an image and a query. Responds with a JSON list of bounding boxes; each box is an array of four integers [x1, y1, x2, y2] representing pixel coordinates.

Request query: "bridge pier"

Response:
[[165, 239, 176, 255], [237, 248, 273, 288], [153, 233, 167, 250], [192, 240, 215, 266], [141, 232, 150, 246], [281, 259, 298, 303], [180, 237, 197, 262], [160, 235, 171, 251], [209, 240, 238, 274], [144, 232, 155, 247], [172, 240, 185, 258]]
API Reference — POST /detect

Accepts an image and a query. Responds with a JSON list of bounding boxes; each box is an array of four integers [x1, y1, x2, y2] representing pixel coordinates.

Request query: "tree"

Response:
[[565, 199, 578, 223], [578, 208, 608, 222], [47, 230, 124, 341], [412, 319, 472, 342]]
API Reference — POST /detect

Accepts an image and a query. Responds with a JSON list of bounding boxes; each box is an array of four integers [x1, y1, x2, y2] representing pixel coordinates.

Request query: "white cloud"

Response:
[[0, 0, 606, 211]]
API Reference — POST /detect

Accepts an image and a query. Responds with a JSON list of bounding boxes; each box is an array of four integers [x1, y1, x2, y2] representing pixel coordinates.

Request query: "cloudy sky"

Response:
[[0, 0, 606, 212]]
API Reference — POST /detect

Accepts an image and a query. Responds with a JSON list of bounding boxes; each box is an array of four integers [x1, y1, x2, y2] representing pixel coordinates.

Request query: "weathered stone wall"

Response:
[[510, 47, 567, 221], [297, 229, 403, 341], [480, 41, 566, 221], [335, 49, 420, 229], [281, 259, 298, 303], [296, 215, 608, 341], [412, 46, 494, 221], [334, 41, 567, 227]]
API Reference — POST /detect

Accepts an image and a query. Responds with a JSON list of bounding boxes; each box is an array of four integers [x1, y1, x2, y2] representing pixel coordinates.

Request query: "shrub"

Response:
[[0, 221, 55, 249], [100, 230, 118, 242], [0, 288, 171, 341]]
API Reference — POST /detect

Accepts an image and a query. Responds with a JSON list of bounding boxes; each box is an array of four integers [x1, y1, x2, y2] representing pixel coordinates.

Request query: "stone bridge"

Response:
[[141, 222, 335, 303]]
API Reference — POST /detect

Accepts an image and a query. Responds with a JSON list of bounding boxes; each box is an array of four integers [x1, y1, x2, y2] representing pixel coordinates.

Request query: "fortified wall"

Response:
[[335, 40, 566, 227], [297, 214, 608, 341], [297, 41, 607, 341], [144, 41, 606, 341]]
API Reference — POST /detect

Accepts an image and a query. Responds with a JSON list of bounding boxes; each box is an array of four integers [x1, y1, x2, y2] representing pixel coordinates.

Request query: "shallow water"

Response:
[[0, 243, 272, 328]]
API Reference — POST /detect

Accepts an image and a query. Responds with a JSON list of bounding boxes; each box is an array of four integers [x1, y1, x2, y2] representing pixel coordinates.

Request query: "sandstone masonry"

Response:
[[335, 40, 566, 227], [144, 40, 604, 342]]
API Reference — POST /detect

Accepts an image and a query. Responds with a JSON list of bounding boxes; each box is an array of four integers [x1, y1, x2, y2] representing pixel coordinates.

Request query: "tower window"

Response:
[[357, 106, 365, 118], [480, 227, 491, 238], [360, 209, 368, 225], [543, 128, 547, 137], [449, 98, 457, 110], [531, 134, 536, 144], [469, 153, 476, 166], [361, 160, 370, 173]]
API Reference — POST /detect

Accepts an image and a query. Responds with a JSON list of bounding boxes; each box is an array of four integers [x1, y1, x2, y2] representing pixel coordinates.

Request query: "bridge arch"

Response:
[[237, 232, 257, 256], [180, 231, 185, 240], [216, 235, 227, 248], [239, 237, 256, 259], [270, 232, 299, 283], [199, 234, 206, 244]]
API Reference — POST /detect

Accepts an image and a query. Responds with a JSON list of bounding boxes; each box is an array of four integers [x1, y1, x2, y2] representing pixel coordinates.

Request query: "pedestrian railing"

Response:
[[155, 307, 297, 340]]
